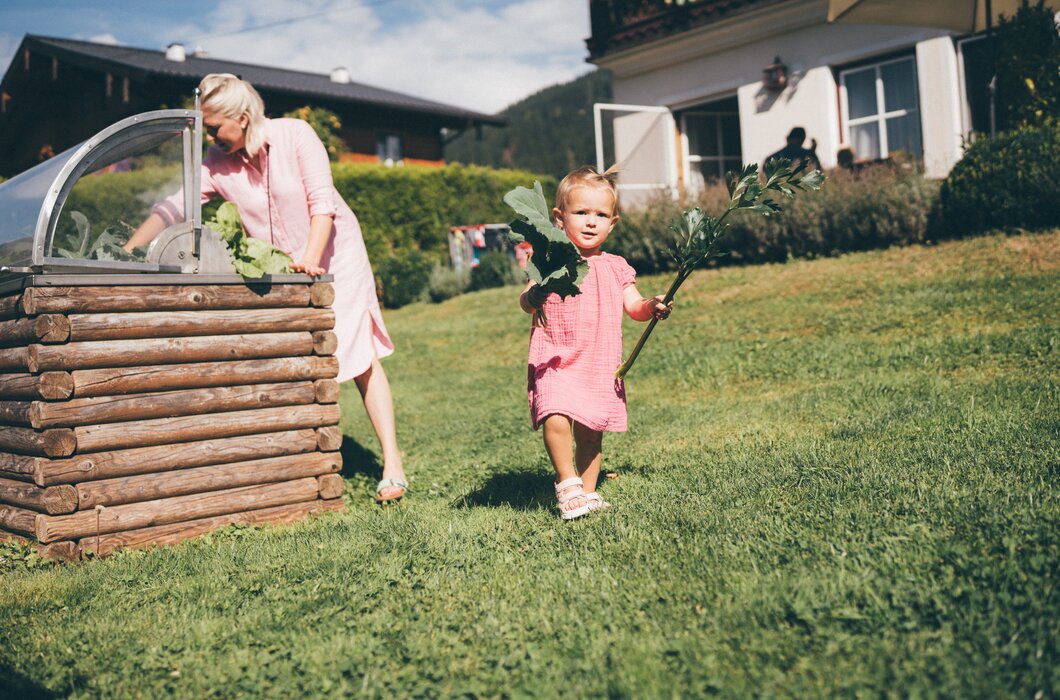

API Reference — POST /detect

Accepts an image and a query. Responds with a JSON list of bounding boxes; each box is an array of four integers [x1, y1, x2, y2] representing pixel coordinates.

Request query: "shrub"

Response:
[[283, 106, 346, 162], [373, 249, 432, 308], [427, 263, 470, 303], [469, 250, 523, 291], [934, 121, 1060, 237], [611, 163, 940, 274]]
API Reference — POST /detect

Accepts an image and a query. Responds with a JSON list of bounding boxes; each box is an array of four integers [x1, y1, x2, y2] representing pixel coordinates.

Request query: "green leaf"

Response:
[[504, 182, 587, 302]]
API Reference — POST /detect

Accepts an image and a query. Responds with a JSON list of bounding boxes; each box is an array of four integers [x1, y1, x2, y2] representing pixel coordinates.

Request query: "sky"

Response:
[[0, 0, 594, 114]]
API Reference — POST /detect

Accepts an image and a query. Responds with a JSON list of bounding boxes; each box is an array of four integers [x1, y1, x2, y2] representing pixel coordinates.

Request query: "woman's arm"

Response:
[[289, 120, 337, 275], [289, 214, 332, 275], [622, 284, 672, 322]]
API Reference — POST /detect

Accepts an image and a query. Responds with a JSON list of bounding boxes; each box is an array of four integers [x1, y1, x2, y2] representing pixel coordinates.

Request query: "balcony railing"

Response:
[[587, 0, 788, 60]]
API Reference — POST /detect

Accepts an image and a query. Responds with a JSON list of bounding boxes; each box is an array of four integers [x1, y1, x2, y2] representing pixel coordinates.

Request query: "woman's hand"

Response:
[[290, 258, 326, 276]]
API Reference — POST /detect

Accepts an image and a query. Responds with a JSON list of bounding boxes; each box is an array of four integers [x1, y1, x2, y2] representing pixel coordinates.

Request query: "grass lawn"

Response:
[[0, 231, 1056, 698]]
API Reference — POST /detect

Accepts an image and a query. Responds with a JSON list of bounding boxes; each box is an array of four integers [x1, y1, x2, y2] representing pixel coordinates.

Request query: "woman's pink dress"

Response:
[[154, 118, 393, 382], [527, 253, 636, 432]]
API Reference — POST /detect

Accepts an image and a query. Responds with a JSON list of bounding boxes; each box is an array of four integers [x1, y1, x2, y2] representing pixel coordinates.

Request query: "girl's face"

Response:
[[553, 185, 619, 256], [203, 109, 247, 154]]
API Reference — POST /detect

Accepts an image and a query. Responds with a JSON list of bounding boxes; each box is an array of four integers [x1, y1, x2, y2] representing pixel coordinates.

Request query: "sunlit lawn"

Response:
[[0, 231, 1056, 698]]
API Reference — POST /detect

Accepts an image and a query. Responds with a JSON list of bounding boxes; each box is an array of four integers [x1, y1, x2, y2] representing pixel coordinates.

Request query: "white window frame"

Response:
[[680, 108, 741, 185], [839, 55, 920, 159]]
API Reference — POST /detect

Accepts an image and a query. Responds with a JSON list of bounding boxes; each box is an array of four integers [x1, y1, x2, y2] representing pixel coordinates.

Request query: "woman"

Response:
[[126, 74, 408, 502]]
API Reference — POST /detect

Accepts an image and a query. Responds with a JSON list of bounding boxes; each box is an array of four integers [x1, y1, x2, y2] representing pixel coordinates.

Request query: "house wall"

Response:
[[595, 0, 963, 181]]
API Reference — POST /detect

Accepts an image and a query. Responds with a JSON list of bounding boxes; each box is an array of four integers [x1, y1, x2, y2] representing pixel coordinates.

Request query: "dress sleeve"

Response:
[[292, 120, 337, 218], [616, 256, 637, 288], [151, 163, 217, 226]]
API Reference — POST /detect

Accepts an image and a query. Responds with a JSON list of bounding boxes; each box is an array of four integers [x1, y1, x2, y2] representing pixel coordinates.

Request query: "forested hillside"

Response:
[[445, 70, 612, 179]]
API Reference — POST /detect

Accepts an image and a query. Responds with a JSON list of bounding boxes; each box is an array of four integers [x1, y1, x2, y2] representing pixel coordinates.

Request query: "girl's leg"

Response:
[[542, 414, 587, 512], [573, 422, 603, 493], [353, 357, 406, 499]]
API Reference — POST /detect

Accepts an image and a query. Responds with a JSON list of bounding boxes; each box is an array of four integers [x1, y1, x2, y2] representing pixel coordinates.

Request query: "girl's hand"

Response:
[[526, 284, 548, 309], [648, 295, 672, 320], [291, 258, 326, 276]]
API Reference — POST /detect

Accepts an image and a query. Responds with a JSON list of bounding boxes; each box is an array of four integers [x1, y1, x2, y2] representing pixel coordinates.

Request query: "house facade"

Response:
[[0, 35, 504, 178], [588, 0, 992, 202]]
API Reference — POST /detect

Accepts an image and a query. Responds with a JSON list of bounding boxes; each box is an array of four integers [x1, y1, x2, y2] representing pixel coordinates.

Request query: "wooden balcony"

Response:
[[587, 0, 789, 60]]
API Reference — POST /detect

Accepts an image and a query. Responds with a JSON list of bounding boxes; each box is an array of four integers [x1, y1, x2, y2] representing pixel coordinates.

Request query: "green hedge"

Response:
[[332, 163, 556, 265], [934, 120, 1059, 237], [610, 164, 941, 274]]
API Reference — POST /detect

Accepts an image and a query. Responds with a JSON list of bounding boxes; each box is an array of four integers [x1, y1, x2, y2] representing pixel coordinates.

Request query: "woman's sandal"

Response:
[[555, 476, 592, 520], [583, 491, 611, 512], [375, 477, 408, 504]]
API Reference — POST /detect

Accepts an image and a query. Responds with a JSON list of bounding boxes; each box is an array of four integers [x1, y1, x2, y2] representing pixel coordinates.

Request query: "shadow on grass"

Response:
[[339, 435, 382, 480], [0, 664, 58, 699], [454, 469, 553, 511]]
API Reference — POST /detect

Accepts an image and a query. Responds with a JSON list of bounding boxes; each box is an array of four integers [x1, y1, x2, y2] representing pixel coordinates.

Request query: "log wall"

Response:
[[0, 281, 346, 559]]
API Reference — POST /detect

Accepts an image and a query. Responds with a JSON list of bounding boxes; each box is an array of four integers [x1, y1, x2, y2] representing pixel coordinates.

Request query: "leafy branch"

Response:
[[616, 158, 824, 379]]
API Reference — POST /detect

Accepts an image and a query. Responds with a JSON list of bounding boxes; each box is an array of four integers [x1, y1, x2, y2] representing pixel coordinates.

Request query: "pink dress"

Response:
[[527, 253, 636, 432], [154, 118, 393, 382]]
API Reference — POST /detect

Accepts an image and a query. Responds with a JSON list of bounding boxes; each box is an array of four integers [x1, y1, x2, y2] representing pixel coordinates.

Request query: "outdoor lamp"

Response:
[[763, 56, 788, 90]]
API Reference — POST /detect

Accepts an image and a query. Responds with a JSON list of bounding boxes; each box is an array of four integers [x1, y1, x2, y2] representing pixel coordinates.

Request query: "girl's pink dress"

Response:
[[154, 118, 393, 382], [527, 253, 636, 431]]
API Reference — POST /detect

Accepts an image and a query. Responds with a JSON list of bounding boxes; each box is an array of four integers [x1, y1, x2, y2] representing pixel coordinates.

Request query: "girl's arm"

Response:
[[622, 284, 672, 322], [519, 281, 548, 315]]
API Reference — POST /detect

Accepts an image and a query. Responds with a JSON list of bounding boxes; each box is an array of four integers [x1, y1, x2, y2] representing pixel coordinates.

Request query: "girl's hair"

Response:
[[555, 164, 621, 212], [198, 73, 267, 157]]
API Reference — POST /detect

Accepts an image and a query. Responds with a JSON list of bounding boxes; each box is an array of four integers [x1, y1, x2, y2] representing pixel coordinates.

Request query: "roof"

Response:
[[17, 34, 504, 126]]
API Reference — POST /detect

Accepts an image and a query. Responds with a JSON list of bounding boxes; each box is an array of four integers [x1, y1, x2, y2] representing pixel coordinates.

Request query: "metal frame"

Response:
[[593, 103, 678, 196]]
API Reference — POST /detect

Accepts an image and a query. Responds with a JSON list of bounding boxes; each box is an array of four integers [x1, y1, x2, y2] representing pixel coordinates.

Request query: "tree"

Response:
[[995, 1, 1060, 130]]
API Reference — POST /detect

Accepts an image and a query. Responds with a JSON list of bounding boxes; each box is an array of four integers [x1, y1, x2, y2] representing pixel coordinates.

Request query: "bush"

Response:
[[373, 249, 432, 309], [283, 106, 346, 161], [611, 163, 940, 274], [934, 121, 1060, 237], [469, 250, 523, 291], [427, 263, 469, 303]]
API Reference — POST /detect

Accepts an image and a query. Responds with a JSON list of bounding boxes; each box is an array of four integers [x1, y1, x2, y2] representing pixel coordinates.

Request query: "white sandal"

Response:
[[584, 491, 611, 511], [555, 477, 591, 521]]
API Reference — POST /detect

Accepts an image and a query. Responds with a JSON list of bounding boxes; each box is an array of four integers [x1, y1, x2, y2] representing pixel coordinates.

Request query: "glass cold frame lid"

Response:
[[0, 111, 196, 269]]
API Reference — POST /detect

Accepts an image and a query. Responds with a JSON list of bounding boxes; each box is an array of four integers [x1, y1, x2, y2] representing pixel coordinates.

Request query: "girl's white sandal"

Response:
[[555, 476, 592, 521], [583, 491, 610, 511]]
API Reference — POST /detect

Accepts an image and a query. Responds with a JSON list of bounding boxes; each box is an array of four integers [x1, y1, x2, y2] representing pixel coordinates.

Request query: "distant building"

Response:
[[587, 0, 993, 204], [0, 35, 504, 177]]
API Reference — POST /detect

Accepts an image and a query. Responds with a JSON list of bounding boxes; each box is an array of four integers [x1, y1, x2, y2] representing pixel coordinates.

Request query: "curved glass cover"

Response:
[[0, 110, 200, 271]]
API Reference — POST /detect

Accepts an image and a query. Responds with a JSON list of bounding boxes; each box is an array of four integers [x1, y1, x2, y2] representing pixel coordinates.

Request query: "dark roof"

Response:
[[19, 34, 504, 126]]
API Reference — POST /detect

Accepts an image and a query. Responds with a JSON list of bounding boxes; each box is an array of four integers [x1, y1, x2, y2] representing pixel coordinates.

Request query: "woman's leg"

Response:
[[542, 414, 587, 512], [354, 357, 406, 498], [572, 422, 603, 493]]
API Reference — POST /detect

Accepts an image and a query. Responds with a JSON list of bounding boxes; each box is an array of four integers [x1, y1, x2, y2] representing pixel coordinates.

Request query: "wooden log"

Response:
[[0, 346, 29, 373], [0, 503, 39, 536], [0, 372, 74, 400], [0, 315, 71, 347], [0, 529, 80, 562], [313, 378, 340, 404], [309, 281, 335, 308], [77, 451, 342, 508], [0, 477, 77, 514], [28, 332, 314, 372], [37, 477, 320, 542], [67, 307, 335, 342], [0, 428, 75, 457], [74, 403, 340, 453], [0, 293, 21, 322], [33, 429, 320, 486], [70, 356, 339, 398], [313, 330, 337, 355], [316, 425, 343, 452], [79, 498, 345, 557], [8, 381, 317, 430], [317, 473, 345, 499], [20, 284, 312, 315], [0, 452, 40, 482]]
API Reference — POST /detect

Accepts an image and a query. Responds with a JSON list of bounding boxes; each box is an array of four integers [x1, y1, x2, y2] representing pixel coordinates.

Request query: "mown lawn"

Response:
[[0, 231, 1056, 698]]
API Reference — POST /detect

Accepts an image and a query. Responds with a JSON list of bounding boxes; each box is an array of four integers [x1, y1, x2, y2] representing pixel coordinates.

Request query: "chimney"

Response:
[[165, 43, 186, 62], [192, 45, 208, 58], [330, 67, 351, 84]]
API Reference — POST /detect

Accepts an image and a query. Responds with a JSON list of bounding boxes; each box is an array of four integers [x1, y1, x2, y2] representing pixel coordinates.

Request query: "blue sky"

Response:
[[0, 0, 593, 113]]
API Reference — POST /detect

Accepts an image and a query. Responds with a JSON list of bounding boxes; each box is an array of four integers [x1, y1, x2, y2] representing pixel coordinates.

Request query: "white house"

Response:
[[587, 0, 994, 203]]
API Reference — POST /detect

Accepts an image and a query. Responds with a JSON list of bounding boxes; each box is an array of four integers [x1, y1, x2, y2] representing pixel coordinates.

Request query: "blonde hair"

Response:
[[555, 164, 620, 213], [198, 73, 267, 157]]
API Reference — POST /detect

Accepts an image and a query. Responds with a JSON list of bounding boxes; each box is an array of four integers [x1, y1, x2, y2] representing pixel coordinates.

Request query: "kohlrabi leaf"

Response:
[[505, 182, 587, 302]]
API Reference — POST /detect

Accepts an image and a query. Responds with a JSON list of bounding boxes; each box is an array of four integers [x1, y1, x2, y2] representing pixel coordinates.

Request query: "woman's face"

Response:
[[202, 109, 247, 154]]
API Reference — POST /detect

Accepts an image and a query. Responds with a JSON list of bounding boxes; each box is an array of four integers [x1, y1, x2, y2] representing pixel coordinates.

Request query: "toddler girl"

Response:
[[519, 166, 672, 520]]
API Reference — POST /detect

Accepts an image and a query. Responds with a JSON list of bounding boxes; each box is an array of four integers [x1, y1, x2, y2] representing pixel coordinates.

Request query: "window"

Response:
[[840, 56, 922, 161], [376, 134, 402, 165], [681, 96, 742, 190]]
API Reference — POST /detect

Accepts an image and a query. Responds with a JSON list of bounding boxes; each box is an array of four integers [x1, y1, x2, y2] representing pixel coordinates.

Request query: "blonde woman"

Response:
[[127, 74, 408, 502]]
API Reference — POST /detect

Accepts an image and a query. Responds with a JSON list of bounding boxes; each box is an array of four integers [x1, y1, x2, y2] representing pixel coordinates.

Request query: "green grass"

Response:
[[1, 232, 1057, 698]]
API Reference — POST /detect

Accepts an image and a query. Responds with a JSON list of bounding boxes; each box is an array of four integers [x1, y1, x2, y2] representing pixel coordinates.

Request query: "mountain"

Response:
[[444, 69, 613, 179]]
